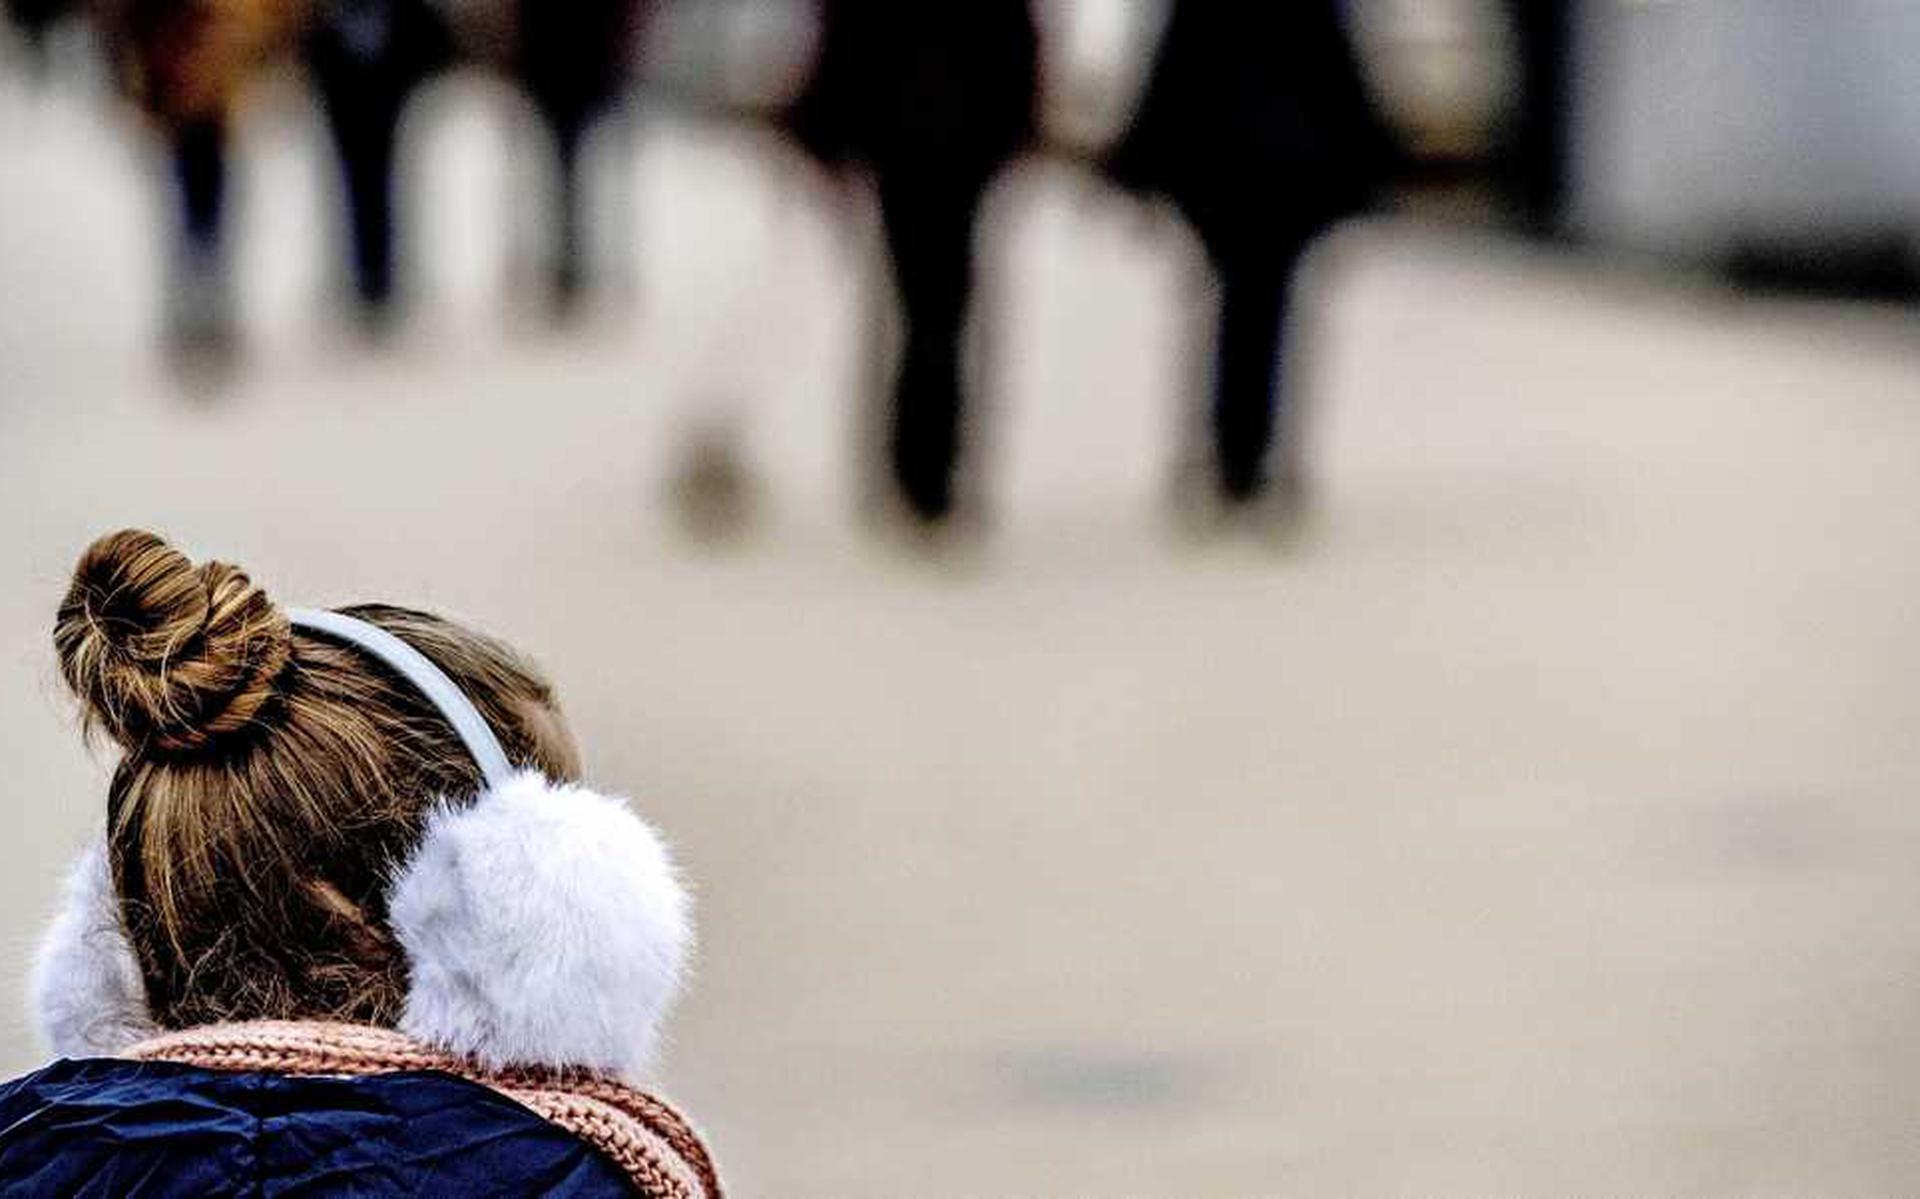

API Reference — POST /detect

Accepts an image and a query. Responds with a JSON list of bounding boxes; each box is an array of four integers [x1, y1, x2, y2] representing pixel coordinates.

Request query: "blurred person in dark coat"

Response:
[[1107, 0, 1391, 516], [787, 0, 1039, 525]]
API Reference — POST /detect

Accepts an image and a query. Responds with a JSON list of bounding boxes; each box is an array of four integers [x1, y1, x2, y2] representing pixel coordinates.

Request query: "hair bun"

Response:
[[54, 530, 292, 754]]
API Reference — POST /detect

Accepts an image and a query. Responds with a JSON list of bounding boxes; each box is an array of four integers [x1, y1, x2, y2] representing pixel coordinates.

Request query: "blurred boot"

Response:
[[1167, 437, 1312, 550], [669, 419, 759, 545]]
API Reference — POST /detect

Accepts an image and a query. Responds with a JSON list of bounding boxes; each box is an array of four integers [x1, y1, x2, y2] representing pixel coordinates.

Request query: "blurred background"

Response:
[[6, 0, 1920, 1193]]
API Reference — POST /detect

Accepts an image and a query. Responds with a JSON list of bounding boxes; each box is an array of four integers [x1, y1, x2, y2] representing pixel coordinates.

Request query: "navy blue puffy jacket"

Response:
[[0, 1057, 635, 1195]]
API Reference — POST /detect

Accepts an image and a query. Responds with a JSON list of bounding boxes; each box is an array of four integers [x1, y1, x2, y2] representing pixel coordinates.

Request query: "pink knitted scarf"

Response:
[[126, 1021, 722, 1199]]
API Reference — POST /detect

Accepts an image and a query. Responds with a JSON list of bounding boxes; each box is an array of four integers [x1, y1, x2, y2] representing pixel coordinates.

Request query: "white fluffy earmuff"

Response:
[[30, 841, 157, 1058], [30, 609, 693, 1082], [388, 771, 691, 1079]]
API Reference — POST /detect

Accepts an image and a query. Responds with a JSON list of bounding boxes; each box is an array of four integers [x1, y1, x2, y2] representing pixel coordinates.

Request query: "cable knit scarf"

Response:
[[126, 1021, 722, 1199]]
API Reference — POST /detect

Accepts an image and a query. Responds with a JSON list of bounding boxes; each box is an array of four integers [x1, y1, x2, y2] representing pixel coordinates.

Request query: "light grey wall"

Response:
[[1578, 1, 1920, 251]]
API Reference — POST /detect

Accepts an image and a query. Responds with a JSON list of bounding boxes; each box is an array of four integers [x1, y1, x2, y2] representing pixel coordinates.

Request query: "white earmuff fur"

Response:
[[389, 772, 693, 1079], [30, 840, 157, 1058], [32, 774, 693, 1081]]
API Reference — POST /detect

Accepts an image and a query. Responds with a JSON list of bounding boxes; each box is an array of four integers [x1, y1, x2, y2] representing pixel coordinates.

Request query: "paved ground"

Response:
[[5, 75, 1920, 1196]]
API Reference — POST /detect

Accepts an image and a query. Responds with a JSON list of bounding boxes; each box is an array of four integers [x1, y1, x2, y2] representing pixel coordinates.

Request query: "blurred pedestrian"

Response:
[[1107, 0, 1390, 516], [304, 0, 453, 318], [787, 0, 1040, 525], [95, 0, 303, 355]]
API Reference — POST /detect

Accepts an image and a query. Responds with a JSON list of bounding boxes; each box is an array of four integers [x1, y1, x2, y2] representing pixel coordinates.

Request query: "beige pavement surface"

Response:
[[5, 76, 1920, 1195]]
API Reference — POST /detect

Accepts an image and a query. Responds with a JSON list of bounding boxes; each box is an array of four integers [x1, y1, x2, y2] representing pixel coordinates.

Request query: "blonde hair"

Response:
[[53, 529, 581, 1030]]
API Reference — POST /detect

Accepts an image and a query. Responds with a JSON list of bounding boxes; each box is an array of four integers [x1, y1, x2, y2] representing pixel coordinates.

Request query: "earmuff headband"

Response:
[[286, 609, 514, 788]]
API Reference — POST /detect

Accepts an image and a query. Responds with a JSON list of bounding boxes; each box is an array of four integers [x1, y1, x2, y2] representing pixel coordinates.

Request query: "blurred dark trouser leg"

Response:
[[1209, 236, 1306, 502], [306, 0, 450, 315], [875, 168, 986, 522], [547, 116, 588, 312], [1508, 0, 1574, 233], [167, 117, 234, 353], [518, 0, 641, 311], [312, 72, 401, 310], [173, 118, 227, 262]]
